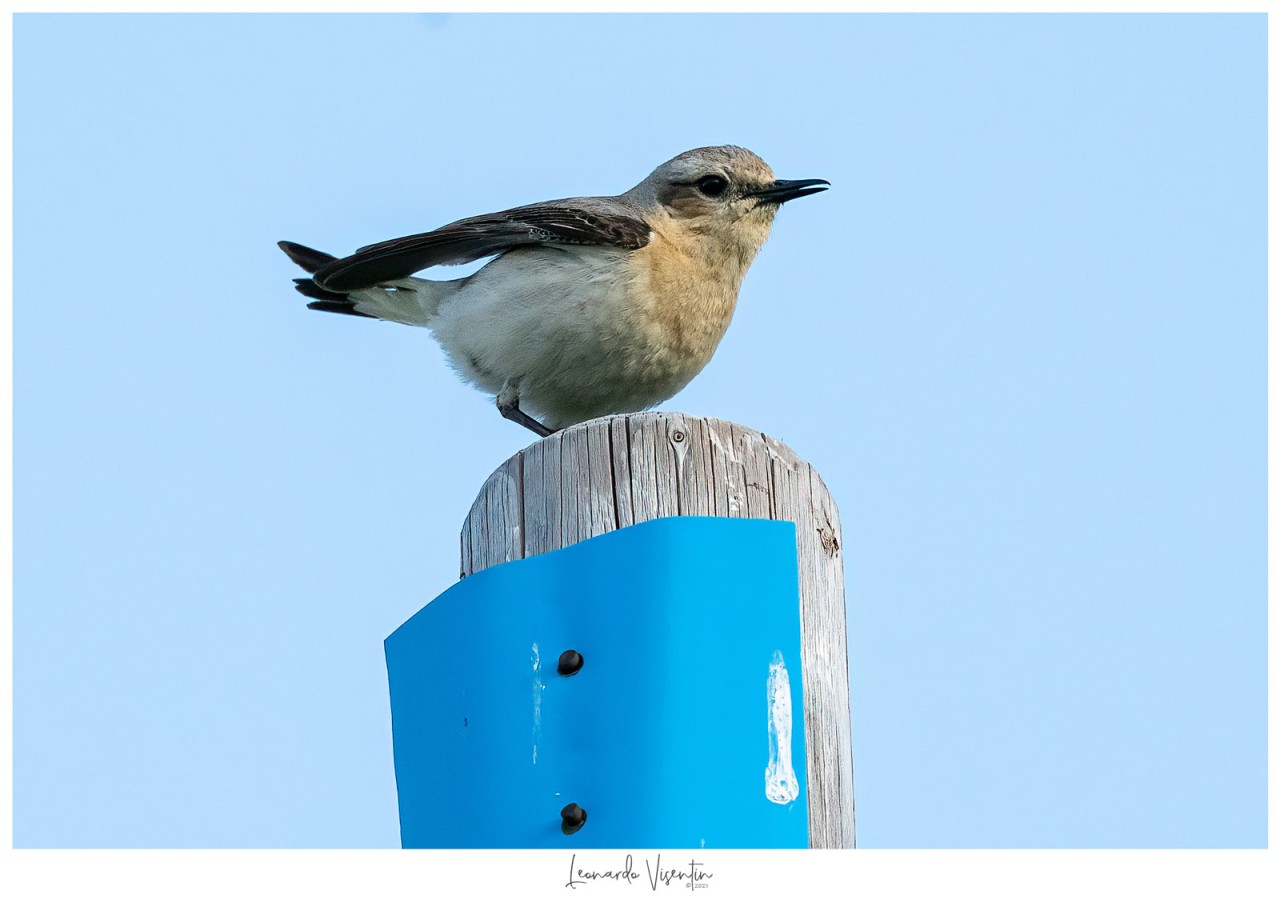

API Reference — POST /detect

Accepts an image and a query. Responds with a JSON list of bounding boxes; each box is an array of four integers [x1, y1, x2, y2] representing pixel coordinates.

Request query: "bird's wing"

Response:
[[312, 200, 653, 291]]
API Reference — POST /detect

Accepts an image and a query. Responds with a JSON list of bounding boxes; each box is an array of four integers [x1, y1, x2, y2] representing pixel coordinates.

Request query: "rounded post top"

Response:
[[462, 411, 839, 577]]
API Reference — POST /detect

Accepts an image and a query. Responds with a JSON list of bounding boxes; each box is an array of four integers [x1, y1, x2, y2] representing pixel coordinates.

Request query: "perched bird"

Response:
[[280, 146, 828, 437]]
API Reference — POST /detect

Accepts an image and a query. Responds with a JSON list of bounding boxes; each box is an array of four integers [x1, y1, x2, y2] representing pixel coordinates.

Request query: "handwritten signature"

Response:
[[566, 853, 713, 891]]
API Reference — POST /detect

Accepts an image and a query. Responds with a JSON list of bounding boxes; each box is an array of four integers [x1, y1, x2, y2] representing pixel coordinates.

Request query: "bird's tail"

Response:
[[278, 240, 439, 326]]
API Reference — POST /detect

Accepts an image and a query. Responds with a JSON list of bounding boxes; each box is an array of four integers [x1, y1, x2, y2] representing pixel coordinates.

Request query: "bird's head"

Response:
[[626, 146, 829, 257]]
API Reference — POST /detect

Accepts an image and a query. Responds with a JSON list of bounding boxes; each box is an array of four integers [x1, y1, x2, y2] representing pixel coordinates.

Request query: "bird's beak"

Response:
[[747, 178, 831, 204]]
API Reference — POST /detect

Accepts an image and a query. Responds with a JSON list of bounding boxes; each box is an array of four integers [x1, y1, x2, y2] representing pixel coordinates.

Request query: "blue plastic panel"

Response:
[[385, 516, 808, 848]]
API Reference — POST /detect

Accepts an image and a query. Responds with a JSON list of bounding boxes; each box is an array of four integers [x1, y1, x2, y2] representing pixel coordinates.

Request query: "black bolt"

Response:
[[557, 649, 584, 676], [561, 802, 587, 835]]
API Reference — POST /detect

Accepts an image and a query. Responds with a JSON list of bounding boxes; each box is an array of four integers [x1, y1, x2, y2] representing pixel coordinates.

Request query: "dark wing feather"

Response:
[[312, 200, 652, 292]]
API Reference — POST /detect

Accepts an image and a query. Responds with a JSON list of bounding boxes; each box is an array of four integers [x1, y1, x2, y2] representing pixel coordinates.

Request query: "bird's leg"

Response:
[[496, 380, 556, 438]]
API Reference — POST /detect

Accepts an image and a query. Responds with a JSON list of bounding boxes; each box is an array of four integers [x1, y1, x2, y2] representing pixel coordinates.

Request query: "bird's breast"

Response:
[[623, 238, 746, 373]]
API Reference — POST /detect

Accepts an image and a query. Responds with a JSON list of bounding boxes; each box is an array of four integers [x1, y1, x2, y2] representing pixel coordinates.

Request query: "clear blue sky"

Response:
[[13, 13, 1266, 849]]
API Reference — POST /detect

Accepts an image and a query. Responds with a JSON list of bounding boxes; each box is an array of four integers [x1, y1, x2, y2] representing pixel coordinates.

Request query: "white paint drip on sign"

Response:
[[532, 643, 544, 764], [765, 650, 799, 805]]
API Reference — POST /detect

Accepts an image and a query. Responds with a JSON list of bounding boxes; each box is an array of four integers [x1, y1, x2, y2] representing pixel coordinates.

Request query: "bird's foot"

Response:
[[496, 384, 556, 438]]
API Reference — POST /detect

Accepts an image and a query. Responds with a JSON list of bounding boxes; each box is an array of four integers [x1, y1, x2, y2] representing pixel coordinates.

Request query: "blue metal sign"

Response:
[[385, 516, 808, 848]]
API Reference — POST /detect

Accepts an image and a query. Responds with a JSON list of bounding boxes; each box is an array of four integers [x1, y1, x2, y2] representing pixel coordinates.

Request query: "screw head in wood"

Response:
[[561, 802, 587, 835], [671, 428, 686, 443], [557, 649, 584, 676]]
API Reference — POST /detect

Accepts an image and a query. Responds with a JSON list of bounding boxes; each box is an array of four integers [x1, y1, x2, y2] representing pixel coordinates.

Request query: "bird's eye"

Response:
[[696, 175, 729, 198]]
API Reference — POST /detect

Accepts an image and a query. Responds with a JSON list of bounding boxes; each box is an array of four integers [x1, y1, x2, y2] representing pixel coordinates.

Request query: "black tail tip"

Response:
[[293, 277, 349, 301], [306, 300, 377, 319], [279, 240, 338, 274]]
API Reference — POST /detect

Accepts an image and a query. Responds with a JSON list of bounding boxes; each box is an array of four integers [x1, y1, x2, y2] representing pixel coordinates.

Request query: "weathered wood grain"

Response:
[[462, 413, 855, 848]]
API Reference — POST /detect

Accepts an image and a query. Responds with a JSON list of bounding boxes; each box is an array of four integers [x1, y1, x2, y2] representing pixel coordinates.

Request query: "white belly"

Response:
[[428, 245, 725, 429]]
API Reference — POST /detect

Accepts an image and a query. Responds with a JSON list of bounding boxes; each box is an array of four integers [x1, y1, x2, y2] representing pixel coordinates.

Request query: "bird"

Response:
[[279, 146, 828, 438]]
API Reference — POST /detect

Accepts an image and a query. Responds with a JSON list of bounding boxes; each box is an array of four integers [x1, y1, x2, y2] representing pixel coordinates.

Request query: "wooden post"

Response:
[[461, 411, 855, 848]]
